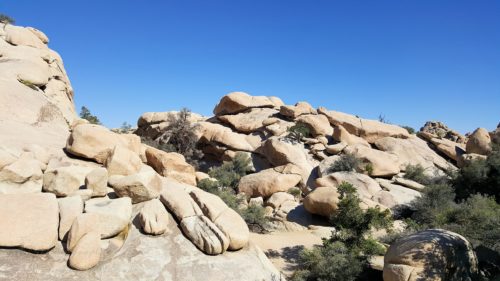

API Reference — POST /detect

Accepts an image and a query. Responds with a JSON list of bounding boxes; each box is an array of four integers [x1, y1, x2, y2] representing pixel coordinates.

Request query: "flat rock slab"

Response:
[[0, 209, 279, 281], [0, 193, 58, 251]]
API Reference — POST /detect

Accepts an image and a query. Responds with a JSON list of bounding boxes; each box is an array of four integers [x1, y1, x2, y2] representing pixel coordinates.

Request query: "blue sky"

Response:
[[2, 1, 499, 133]]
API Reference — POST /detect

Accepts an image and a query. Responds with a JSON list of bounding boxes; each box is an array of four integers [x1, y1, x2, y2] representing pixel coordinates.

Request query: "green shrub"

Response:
[[239, 204, 268, 232], [364, 163, 374, 175], [286, 122, 312, 143], [453, 144, 500, 202], [79, 106, 101, 125], [208, 152, 251, 189], [197, 178, 241, 210], [292, 182, 392, 281], [403, 164, 429, 184], [402, 126, 415, 134], [0, 14, 14, 24], [328, 153, 360, 173], [288, 187, 302, 198], [154, 108, 203, 166]]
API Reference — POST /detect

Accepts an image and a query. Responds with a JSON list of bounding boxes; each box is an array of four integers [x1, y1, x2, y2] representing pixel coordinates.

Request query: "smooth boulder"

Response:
[[108, 171, 162, 203], [145, 147, 196, 185], [84, 197, 132, 238], [138, 199, 169, 235]]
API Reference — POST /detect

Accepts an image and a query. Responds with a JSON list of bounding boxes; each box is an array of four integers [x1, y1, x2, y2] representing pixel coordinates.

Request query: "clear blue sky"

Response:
[[3, 1, 499, 133]]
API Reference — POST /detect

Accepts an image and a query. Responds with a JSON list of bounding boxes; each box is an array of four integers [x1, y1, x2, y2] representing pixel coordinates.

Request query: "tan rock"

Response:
[[428, 137, 466, 162], [0, 193, 58, 251], [325, 142, 348, 155], [466, 127, 492, 155], [145, 147, 196, 185], [0, 153, 43, 194], [197, 121, 261, 152], [376, 179, 421, 207], [457, 153, 487, 168], [332, 125, 370, 147], [297, 114, 333, 136], [279, 102, 316, 118], [0, 146, 17, 170], [195, 171, 210, 183], [138, 199, 169, 235], [108, 171, 163, 203], [68, 231, 101, 271], [4, 24, 47, 49], [303, 186, 339, 217], [238, 165, 302, 198], [318, 107, 409, 143], [249, 197, 264, 207], [393, 177, 425, 191], [66, 124, 141, 164], [58, 196, 84, 240], [315, 172, 382, 200], [213, 208, 249, 250], [85, 197, 132, 238], [213, 92, 277, 115], [85, 167, 108, 197], [160, 183, 203, 221], [344, 145, 400, 177], [105, 145, 143, 176], [266, 192, 295, 209], [43, 166, 84, 196], [383, 229, 478, 281], [218, 108, 278, 133], [66, 213, 100, 252], [264, 118, 294, 136], [26, 27, 49, 44], [180, 215, 229, 255]]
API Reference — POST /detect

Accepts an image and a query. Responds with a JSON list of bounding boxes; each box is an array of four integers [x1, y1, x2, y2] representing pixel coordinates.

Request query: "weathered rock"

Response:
[[344, 145, 400, 177], [266, 192, 295, 209], [213, 92, 279, 115], [145, 146, 196, 185], [197, 121, 261, 152], [249, 197, 264, 206], [457, 153, 487, 168], [393, 177, 425, 191], [68, 231, 101, 271], [325, 142, 348, 155], [43, 166, 84, 196], [317, 155, 341, 177], [0, 146, 17, 170], [180, 215, 229, 255], [279, 102, 316, 118], [213, 208, 249, 250], [238, 165, 302, 198], [376, 179, 421, 207], [332, 125, 370, 147], [303, 186, 339, 217], [58, 195, 84, 240], [66, 213, 100, 252], [318, 107, 409, 143], [296, 114, 333, 136], [195, 171, 210, 183], [315, 172, 382, 201], [105, 145, 143, 176], [4, 24, 47, 49], [0, 153, 43, 194], [420, 121, 466, 143], [383, 229, 478, 281], [85, 167, 108, 197], [264, 118, 294, 136], [466, 127, 492, 155], [138, 199, 169, 235], [85, 197, 132, 238], [0, 193, 58, 251], [374, 136, 456, 174], [160, 183, 203, 221], [428, 137, 466, 162], [108, 171, 162, 203], [66, 124, 141, 164], [218, 108, 278, 133]]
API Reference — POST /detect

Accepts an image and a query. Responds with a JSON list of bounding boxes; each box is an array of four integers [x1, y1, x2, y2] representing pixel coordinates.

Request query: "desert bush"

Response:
[[292, 182, 392, 281], [239, 204, 268, 232], [364, 163, 374, 175], [0, 14, 14, 24], [154, 108, 202, 165], [453, 144, 500, 202], [402, 125, 415, 134], [79, 106, 101, 125], [207, 152, 251, 190], [328, 153, 360, 173], [197, 178, 241, 210], [119, 122, 132, 133], [286, 122, 312, 143], [288, 187, 302, 198], [403, 164, 429, 185]]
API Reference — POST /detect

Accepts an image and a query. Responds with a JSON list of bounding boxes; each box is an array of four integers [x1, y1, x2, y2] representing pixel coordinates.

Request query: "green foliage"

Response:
[[155, 108, 202, 166], [453, 145, 500, 202], [119, 122, 132, 133], [328, 153, 360, 173], [79, 106, 101, 125], [293, 181, 392, 281], [288, 187, 302, 198], [239, 204, 268, 232], [286, 122, 312, 143], [197, 178, 241, 210], [402, 126, 415, 134], [291, 241, 364, 281], [207, 152, 251, 189], [403, 164, 429, 184], [0, 14, 14, 24], [364, 163, 374, 175]]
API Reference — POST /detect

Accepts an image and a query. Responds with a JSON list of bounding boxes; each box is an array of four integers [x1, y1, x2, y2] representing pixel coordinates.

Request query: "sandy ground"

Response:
[[250, 230, 327, 278]]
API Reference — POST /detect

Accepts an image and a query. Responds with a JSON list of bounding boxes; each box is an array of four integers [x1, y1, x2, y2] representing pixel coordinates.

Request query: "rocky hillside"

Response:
[[1, 23, 499, 281]]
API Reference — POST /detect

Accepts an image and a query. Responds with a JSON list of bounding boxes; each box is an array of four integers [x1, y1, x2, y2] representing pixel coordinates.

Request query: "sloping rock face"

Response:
[[0, 206, 280, 281], [383, 229, 479, 281], [0, 23, 75, 152]]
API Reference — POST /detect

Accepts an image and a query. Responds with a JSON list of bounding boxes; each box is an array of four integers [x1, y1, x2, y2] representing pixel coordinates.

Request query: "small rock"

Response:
[[68, 231, 101, 271], [85, 197, 132, 238], [180, 215, 229, 255], [138, 199, 169, 235], [58, 196, 84, 240], [105, 145, 142, 176], [108, 171, 162, 203], [85, 167, 108, 197]]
